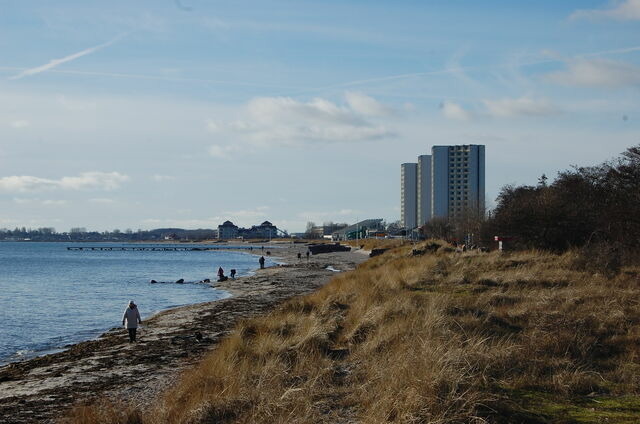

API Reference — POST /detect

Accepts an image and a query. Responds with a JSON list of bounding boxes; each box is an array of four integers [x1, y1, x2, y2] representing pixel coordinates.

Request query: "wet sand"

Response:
[[0, 242, 367, 424]]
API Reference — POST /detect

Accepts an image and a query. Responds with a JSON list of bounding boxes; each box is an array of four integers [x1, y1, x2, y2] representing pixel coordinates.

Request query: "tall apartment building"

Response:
[[401, 145, 485, 228], [400, 163, 417, 229], [416, 154, 432, 227], [432, 144, 485, 219]]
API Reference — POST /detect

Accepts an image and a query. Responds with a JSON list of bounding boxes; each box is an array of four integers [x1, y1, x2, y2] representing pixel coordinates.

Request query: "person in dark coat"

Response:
[[230, 269, 237, 279], [217, 267, 225, 281], [259, 256, 265, 269]]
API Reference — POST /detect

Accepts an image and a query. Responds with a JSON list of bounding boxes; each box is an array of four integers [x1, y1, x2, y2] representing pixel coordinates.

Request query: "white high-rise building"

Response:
[[416, 154, 432, 226], [432, 144, 485, 219], [400, 163, 417, 229], [401, 145, 485, 227]]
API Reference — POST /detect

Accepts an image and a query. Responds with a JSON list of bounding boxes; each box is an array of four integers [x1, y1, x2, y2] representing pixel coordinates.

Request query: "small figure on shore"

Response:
[[297, 252, 302, 260], [259, 256, 265, 269], [306, 250, 310, 261], [261, 246, 264, 251], [122, 300, 142, 343], [217, 266, 227, 282], [230, 269, 236, 279]]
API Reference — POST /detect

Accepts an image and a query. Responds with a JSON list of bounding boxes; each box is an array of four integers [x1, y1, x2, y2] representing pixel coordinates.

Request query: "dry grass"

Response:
[[63, 242, 640, 423]]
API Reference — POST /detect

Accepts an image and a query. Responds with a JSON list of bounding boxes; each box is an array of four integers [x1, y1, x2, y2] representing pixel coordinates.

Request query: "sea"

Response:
[[0, 242, 276, 365]]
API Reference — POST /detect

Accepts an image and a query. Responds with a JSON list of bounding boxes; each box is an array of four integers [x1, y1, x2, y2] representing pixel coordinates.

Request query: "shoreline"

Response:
[[0, 242, 367, 424], [0, 244, 268, 367]]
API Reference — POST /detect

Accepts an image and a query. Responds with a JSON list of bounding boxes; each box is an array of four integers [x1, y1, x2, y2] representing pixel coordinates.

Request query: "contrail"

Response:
[[9, 34, 127, 80], [0, 66, 306, 90], [309, 45, 640, 92]]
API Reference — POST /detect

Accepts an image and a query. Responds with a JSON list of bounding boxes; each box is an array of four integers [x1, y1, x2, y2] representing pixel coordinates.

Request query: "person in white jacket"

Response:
[[122, 300, 142, 343]]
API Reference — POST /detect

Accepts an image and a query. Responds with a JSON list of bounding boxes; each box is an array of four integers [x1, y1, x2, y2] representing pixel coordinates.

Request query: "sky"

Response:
[[0, 0, 639, 233]]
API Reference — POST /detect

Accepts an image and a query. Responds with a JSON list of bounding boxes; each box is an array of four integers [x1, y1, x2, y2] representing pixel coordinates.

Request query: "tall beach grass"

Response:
[[64, 240, 640, 423]]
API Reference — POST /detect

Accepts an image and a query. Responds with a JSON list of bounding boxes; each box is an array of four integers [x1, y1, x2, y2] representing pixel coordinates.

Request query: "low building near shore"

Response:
[[332, 219, 384, 241], [238, 221, 278, 239], [218, 220, 239, 239], [218, 220, 279, 239]]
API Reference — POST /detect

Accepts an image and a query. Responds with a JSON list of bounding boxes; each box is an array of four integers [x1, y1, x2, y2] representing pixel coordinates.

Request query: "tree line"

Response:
[[423, 145, 640, 257], [0, 227, 217, 242]]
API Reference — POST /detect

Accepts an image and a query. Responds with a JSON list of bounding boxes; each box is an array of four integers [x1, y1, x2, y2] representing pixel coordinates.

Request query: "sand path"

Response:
[[0, 242, 367, 424]]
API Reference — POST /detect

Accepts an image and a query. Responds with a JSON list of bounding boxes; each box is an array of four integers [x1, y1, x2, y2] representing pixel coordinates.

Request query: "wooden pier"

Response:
[[66, 246, 246, 252]]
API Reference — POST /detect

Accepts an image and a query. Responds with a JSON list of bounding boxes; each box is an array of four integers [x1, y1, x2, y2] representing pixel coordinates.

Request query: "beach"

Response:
[[0, 242, 368, 424]]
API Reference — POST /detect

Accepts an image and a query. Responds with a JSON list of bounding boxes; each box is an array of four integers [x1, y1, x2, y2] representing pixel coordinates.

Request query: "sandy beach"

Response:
[[0, 242, 368, 424]]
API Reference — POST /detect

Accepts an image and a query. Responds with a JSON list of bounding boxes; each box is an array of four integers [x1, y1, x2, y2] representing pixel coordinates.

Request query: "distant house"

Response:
[[218, 220, 278, 240], [238, 221, 278, 239], [218, 220, 239, 239], [258, 221, 278, 239]]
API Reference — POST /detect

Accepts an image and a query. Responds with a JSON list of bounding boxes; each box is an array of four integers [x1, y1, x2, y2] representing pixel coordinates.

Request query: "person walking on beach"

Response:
[[217, 266, 224, 281], [230, 269, 236, 279], [259, 256, 265, 269], [297, 252, 302, 261], [306, 250, 310, 261], [122, 300, 142, 343]]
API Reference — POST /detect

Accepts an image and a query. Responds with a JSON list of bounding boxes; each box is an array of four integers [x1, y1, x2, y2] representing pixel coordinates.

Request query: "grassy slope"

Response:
[[67, 241, 640, 423]]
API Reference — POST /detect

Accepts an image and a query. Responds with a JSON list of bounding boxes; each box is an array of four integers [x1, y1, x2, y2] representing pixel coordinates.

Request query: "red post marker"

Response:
[[494, 236, 513, 251]]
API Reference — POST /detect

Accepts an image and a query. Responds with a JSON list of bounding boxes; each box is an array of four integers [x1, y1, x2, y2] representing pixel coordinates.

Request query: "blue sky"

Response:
[[0, 0, 638, 232]]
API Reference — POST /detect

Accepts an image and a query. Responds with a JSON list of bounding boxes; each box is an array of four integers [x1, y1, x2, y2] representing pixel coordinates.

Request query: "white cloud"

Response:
[[571, 0, 640, 21], [13, 198, 67, 206], [297, 209, 360, 222], [222, 206, 270, 219], [9, 34, 126, 80], [0, 172, 129, 193], [441, 101, 471, 120], [0, 217, 19, 226], [482, 96, 558, 118], [42, 199, 68, 206], [140, 218, 219, 228], [206, 119, 221, 132], [208, 145, 239, 159], [337, 209, 358, 215], [57, 95, 97, 111], [152, 175, 175, 182], [344, 92, 393, 116], [10, 120, 29, 128], [209, 93, 393, 148], [59, 172, 129, 190], [545, 58, 640, 87], [89, 198, 115, 204], [140, 207, 272, 229]]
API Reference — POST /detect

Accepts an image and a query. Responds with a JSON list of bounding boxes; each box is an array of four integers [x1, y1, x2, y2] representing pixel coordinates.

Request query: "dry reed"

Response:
[[63, 242, 640, 423]]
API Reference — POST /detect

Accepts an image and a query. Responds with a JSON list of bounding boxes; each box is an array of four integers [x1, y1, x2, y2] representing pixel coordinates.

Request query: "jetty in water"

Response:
[[66, 246, 247, 252]]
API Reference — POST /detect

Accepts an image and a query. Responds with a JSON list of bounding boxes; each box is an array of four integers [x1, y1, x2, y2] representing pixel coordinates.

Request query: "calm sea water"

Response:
[[0, 242, 275, 365]]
